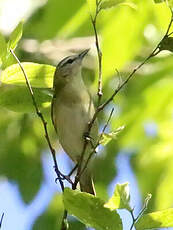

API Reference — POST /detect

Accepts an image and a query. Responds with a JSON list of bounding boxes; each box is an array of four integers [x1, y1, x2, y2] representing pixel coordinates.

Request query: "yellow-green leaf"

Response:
[[86, 0, 96, 16], [100, 0, 137, 10], [100, 126, 125, 146], [63, 188, 122, 230], [1, 62, 55, 88], [8, 21, 23, 50], [105, 183, 131, 211], [154, 0, 164, 3], [0, 33, 7, 60], [135, 208, 173, 230]]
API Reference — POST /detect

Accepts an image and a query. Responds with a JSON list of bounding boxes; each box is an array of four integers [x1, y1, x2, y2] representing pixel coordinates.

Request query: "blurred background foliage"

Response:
[[0, 0, 173, 229]]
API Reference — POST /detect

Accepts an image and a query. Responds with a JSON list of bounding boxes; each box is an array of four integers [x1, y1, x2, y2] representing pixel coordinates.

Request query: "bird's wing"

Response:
[[51, 94, 57, 132]]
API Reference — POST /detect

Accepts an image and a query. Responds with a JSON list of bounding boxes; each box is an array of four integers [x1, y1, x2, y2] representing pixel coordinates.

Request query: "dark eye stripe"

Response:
[[66, 58, 74, 64], [58, 56, 76, 68]]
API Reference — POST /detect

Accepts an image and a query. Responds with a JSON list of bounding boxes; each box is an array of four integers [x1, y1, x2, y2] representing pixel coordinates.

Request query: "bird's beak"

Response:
[[78, 49, 90, 60]]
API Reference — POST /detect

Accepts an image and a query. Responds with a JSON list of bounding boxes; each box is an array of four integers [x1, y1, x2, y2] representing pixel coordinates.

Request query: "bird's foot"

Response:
[[83, 132, 93, 142], [54, 168, 73, 184]]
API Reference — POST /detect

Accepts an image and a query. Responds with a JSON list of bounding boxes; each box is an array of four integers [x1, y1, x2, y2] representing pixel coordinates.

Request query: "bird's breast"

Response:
[[53, 93, 96, 163]]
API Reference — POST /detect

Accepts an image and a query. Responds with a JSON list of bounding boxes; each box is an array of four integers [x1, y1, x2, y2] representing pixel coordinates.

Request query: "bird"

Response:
[[51, 49, 98, 195]]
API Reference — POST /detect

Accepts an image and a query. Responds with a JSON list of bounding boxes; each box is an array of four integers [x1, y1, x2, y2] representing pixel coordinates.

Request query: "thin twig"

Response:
[[165, 11, 173, 35], [73, 0, 104, 189], [75, 9, 173, 188], [102, 108, 114, 134], [80, 108, 114, 177], [91, 0, 103, 105], [9, 49, 69, 230], [61, 210, 68, 230], [68, 164, 78, 177], [129, 194, 152, 230], [10, 49, 66, 191], [129, 210, 135, 230], [0, 213, 4, 229]]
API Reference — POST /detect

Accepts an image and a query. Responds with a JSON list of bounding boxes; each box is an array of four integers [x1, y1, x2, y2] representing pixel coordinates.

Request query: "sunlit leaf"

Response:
[[135, 208, 173, 230], [154, 0, 164, 3], [1, 62, 55, 88], [100, 126, 125, 146], [167, 0, 173, 8], [63, 188, 122, 230], [154, 0, 173, 7], [0, 33, 7, 60], [86, 0, 96, 16], [7, 21, 23, 50], [105, 183, 131, 211], [100, 0, 137, 10]]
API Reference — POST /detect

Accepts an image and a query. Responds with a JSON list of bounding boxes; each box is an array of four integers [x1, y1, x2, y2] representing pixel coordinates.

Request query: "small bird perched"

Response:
[[51, 49, 98, 195]]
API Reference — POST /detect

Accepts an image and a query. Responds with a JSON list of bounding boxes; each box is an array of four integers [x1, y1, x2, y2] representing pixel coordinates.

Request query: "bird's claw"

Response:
[[83, 132, 93, 142], [55, 174, 73, 184]]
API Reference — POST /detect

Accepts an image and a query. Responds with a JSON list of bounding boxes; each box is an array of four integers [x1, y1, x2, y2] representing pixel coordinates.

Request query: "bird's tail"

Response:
[[79, 168, 95, 195]]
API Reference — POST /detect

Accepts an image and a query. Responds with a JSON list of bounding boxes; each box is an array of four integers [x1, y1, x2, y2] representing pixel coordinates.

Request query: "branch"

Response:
[[10, 49, 66, 191], [0, 213, 4, 229], [129, 194, 152, 230], [87, 10, 173, 131], [72, 0, 104, 191], [79, 107, 114, 178], [101, 107, 114, 134], [9, 49, 69, 230], [74, 8, 173, 189], [91, 0, 103, 105]]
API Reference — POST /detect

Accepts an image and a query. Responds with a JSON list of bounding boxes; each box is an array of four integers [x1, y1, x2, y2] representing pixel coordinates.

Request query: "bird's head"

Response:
[[53, 49, 89, 89]]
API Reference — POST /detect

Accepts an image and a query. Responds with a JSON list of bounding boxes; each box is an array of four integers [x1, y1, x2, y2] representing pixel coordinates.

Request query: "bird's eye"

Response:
[[66, 58, 74, 64]]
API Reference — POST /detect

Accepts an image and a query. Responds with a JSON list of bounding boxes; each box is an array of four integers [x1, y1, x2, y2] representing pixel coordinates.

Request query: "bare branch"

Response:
[[10, 49, 67, 191], [86, 12, 173, 131], [101, 108, 114, 134], [165, 10, 173, 35], [9, 49, 71, 230], [91, 0, 103, 105], [75, 8, 173, 188], [79, 107, 114, 177], [129, 194, 152, 230], [0, 213, 4, 229]]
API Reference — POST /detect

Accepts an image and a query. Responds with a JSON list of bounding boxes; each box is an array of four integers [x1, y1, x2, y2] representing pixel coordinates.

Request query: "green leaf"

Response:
[[104, 183, 131, 211], [100, 0, 137, 10], [0, 33, 7, 60], [154, 0, 173, 7], [159, 36, 173, 52], [7, 21, 23, 50], [33, 195, 64, 230], [100, 126, 125, 146], [167, 0, 173, 8], [153, 0, 164, 3], [63, 188, 122, 230], [1, 62, 55, 88], [135, 208, 173, 230], [86, 0, 96, 16], [0, 84, 51, 113], [1, 52, 16, 70]]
